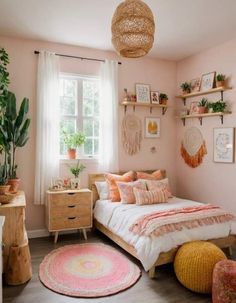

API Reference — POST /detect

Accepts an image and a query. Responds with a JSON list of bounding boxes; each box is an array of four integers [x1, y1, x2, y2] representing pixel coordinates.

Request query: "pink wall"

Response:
[[176, 38, 236, 215], [0, 35, 177, 231]]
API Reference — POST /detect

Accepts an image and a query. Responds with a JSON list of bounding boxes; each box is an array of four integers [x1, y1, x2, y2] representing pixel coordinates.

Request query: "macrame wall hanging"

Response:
[[122, 114, 142, 155], [181, 126, 207, 168]]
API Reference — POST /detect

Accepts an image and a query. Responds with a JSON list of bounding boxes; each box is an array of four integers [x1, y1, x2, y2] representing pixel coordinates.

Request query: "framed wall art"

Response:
[[190, 78, 201, 92], [135, 83, 150, 103], [213, 127, 235, 163], [200, 72, 216, 91], [189, 101, 199, 115], [145, 117, 160, 138], [150, 91, 159, 104]]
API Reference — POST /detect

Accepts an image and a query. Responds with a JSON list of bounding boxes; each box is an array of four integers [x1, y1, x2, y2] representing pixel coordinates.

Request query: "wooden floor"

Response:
[[3, 230, 236, 303]]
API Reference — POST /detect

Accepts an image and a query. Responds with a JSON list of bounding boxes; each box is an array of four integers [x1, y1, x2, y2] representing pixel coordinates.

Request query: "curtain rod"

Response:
[[34, 50, 122, 65]]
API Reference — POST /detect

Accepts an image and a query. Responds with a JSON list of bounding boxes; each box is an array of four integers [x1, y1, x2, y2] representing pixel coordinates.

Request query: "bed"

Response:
[[89, 171, 236, 278]]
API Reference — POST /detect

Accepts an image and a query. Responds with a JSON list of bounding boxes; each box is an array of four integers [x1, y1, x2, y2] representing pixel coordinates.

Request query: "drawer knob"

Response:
[[68, 205, 76, 208], [68, 217, 76, 220], [67, 193, 75, 195]]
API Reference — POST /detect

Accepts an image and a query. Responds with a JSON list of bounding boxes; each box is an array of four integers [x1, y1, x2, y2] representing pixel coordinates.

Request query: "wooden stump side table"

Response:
[[0, 191, 32, 285]]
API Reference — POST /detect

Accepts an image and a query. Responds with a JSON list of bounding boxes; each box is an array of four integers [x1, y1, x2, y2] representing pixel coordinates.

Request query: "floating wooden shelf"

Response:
[[120, 101, 169, 115], [176, 87, 232, 105], [179, 111, 232, 126]]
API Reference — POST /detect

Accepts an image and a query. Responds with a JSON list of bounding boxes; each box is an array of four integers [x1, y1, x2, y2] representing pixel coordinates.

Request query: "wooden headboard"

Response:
[[88, 170, 166, 205]]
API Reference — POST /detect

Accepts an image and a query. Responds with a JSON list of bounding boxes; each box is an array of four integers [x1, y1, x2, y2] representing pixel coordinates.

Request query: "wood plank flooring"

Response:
[[3, 230, 235, 303]]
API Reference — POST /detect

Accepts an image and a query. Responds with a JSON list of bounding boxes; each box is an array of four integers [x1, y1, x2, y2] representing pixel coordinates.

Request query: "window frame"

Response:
[[59, 72, 100, 160]]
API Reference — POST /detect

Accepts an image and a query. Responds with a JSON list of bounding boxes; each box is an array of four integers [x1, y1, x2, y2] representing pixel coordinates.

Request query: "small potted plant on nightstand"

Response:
[[68, 160, 85, 189], [198, 98, 208, 114], [159, 93, 168, 105], [63, 131, 86, 159], [216, 74, 226, 88], [180, 82, 191, 94]]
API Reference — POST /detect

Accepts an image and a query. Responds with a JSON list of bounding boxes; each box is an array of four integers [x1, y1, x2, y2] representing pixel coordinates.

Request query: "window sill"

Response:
[[60, 157, 99, 164]]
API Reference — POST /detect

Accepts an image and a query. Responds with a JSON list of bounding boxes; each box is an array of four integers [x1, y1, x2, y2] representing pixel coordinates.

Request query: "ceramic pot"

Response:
[[160, 98, 168, 105], [7, 179, 20, 193], [182, 89, 190, 95], [67, 148, 76, 159], [198, 106, 207, 114], [216, 80, 225, 88], [0, 185, 10, 195]]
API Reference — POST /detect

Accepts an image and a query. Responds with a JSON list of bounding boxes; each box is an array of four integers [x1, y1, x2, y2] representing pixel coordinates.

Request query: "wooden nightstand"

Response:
[[46, 189, 92, 243]]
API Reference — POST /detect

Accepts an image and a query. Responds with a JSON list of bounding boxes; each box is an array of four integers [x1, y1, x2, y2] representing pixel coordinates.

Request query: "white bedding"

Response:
[[94, 197, 236, 271]]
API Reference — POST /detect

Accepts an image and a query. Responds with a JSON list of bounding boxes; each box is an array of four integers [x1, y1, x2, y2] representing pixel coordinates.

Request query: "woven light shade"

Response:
[[111, 0, 155, 58]]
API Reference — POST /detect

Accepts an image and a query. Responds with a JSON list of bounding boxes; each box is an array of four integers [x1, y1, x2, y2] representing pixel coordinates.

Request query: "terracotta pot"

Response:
[[67, 148, 76, 159], [7, 179, 20, 193], [0, 185, 10, 195], [198, 106, 207, 114], [216, 80, 225, 88], [182, 89, 190, 95], [160, 98, 168, 105]]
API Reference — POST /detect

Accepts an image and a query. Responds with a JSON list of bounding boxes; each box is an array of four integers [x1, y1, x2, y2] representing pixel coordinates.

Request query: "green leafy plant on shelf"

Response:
[[68, 160, 86, 178], [216, 74, 225, 82], [198, 98, 208, 107], [180, 82, 191, 94], [211, 101, 226, 113], [159, 93, 168, 105]]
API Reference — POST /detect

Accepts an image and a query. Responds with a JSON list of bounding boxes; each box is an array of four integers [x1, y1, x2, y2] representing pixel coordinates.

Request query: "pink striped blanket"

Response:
[[129, 204, 235, 237]]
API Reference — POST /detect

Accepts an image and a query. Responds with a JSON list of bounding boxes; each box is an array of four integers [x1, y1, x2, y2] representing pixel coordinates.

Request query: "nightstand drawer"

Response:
[[49, 192, 91, 207], [50, 215, 91, 230], [50, 204, 91, 217]]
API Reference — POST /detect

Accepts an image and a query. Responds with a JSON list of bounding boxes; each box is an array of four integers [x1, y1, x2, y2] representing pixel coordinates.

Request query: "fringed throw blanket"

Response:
[[129, 204, 235, 237]]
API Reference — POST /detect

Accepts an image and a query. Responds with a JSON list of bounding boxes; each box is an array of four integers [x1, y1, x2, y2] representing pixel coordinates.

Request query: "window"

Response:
[[59, 74, 100, 158]]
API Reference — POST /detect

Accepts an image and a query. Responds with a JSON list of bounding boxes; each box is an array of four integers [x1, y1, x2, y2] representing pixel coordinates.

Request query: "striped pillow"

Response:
[[133, 187, 169, 205], [146, 178, 172, 198]]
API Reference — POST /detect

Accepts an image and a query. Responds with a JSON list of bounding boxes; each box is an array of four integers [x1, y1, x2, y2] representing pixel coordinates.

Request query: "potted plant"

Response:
[[68, 160, 85, 189], [211, 101, 226, 113], [159, 93, 168, 105], [216, 74, 226, 88], [63, 131, 86, 159], [207, 102, 214, 113], [180, 82, 191, 94], [198, 98, 208, 114], [0, 92, 30, 193]]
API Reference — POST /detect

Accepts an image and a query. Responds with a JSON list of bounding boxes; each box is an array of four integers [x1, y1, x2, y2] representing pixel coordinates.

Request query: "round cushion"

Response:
[[212, 260, 236, 303], [174, 241, 226, 294]]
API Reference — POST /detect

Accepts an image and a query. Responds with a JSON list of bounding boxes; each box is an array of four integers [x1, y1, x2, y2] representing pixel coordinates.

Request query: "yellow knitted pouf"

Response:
[[174, 241, 227, 294]]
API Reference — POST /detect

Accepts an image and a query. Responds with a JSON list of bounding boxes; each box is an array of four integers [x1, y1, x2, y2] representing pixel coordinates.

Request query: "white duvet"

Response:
[[93, 197, 236, 271]]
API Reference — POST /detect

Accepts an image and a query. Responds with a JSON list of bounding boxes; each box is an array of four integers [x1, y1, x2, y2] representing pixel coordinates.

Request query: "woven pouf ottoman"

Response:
[[174, 241, 226, 293], [212, 260, 236, 303]]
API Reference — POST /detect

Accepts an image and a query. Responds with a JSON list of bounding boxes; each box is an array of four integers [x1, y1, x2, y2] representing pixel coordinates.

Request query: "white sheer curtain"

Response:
[[34, 51, 60, 205], [99, 60, 119, 172]]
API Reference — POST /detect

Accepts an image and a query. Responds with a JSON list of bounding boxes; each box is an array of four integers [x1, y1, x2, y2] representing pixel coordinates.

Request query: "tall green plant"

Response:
[[0, 92, 30, 179], [0, 48, 10, 110]]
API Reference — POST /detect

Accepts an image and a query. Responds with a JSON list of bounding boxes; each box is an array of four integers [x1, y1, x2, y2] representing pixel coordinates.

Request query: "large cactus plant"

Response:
[[0, 91, 30, 179]]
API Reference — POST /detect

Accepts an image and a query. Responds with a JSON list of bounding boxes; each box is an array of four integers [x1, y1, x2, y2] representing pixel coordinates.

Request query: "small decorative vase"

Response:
[[7, 179, 20, 193], [198, 106, 206, 114], [216, 80, 225, 88], [0, 185, 10, 195], [67, 148, 76, 159], [70, 178, 80, 189]]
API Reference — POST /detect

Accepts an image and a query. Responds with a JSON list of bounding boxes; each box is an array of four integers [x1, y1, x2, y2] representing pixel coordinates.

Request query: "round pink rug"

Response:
[[39, 243, 141, 297]]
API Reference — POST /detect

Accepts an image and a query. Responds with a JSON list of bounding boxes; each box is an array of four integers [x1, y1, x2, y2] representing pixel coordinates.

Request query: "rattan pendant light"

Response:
[[111, 0, 155, 58]]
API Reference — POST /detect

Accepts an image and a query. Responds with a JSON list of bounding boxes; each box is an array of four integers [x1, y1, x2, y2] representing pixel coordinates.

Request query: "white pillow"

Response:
[[95, 181, 109, 200]]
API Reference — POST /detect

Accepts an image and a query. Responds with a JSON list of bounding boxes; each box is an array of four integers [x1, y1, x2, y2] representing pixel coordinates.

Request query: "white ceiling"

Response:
[[0, 0, 236, 61]]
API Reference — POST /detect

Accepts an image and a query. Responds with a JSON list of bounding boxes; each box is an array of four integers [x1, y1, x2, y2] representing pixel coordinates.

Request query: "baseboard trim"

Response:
[[27, 229, 79, 239]]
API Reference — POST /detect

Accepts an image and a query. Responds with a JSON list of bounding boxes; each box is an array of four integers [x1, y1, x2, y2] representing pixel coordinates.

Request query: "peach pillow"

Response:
[[133, 187, 169, 205], [136, 170, 163, 180], [146, 178, 172, 198], [116, 180, 146, 204], [105, 171, 135, 202]]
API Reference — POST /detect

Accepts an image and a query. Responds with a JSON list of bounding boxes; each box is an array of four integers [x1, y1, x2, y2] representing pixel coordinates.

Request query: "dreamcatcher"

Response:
[[122, 114, 142, 155], [181, 127, 207, 168]]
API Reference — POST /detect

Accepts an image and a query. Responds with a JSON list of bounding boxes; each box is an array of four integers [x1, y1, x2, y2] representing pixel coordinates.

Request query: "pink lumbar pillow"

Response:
[[116, 180, 146, 204], [133, 187, 169, 205], [145, 178, 172, 198], [136, 170, 163, 180]]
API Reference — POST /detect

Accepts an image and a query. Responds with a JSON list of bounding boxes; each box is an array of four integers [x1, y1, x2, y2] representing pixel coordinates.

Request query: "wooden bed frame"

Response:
[[89, 171, 236, 278]]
